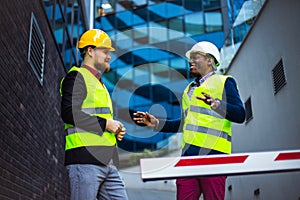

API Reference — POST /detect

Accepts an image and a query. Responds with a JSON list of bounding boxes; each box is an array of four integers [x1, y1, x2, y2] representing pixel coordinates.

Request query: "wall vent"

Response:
[[272, 59, 286, 94], [244, 97, 253, 123], [28, 13, 45, 86]]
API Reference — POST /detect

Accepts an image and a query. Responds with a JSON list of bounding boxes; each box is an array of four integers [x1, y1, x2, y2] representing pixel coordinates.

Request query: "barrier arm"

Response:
[[140, 149, 300, 182]]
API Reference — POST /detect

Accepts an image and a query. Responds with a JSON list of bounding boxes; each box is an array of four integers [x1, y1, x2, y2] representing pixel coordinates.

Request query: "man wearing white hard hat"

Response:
[[133, 41, 245, 200]]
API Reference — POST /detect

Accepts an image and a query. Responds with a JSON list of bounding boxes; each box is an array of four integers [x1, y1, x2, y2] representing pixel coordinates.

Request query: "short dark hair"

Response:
[[79, 45, 96, 59]]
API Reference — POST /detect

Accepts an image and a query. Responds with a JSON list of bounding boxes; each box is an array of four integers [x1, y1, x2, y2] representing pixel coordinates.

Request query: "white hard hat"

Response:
[[185, 41, 220, 68]]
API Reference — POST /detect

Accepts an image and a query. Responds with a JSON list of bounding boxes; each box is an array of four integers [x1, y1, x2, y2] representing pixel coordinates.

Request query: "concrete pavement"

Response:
[[126, 188, 175, 200], [120, 165, 176, 200], [119, 136, 182, 199]]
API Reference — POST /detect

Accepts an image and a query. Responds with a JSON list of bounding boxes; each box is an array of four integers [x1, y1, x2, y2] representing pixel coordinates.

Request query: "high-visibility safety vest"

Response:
[[61, 66, 116, 151], [182, 74, 232, 154]]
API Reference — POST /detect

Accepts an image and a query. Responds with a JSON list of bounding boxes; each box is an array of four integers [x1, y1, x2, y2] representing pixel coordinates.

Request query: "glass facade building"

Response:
[[219, 0, 266, 73], [94, 0, 228, 151], [42, 0, 87, 71]]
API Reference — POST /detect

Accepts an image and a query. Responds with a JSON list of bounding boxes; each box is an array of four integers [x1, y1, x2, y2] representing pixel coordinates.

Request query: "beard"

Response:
[[95, 62, 110, 73], [189, 68, 200, 77]]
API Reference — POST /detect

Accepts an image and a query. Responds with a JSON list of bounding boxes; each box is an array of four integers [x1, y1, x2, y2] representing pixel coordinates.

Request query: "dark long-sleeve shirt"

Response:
[[156, 77, 246, 156]]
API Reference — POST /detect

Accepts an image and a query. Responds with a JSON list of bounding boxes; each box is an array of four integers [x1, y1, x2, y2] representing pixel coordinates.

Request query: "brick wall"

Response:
[[0, 1, 69, 199]]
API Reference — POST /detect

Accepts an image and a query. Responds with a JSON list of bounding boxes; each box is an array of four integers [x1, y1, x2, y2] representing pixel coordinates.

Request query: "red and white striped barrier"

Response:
[[140, 150, 300, 182]]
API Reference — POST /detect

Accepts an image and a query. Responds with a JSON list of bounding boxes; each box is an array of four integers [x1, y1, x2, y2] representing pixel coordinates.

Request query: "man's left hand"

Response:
[[196, 92, 220, 109]]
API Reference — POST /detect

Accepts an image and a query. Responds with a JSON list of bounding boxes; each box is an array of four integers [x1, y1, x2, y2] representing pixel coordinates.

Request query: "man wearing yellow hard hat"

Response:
[[60, 29, 128, 200]]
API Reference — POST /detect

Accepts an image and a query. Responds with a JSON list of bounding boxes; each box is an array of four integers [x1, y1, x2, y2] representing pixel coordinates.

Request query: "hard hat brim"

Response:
[[185, 50, 220, 66], [185, 50, 192, 59], [95, 45, 115, 51], [185, 50, 204, 59]]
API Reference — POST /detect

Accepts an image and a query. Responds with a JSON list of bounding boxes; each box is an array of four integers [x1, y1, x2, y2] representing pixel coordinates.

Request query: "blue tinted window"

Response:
[[63, 31, 72, 68], [191, 31, 225, 49], [116, 11, 145, 28], [170, 57, 188, 70], [148, 2, 184, 19], [185, 12, 204, 36], [114, 30, 133, 50], [42, 0, 54, 23], [111, 59, 130, 70], [66, 6, 73, 22], [117, 11, 132, 27], [166, 2, 184, 18], [132, 48, 170, 62], [203, 0, 221, 9], [102, 14, 116, 30], [169, 17, 184, 40], [100, 16, 114, 31], [54, 4, 64, 52], [132, 13, 145, 25], [133, 24, 149, 46], [133, 7, 148, 21], [132, 0, 147, 6], [205, 10, 223, 32], [233, 22, 251, 43], [184, 0, 202, 11], [42, 0, 86, 70], [149, 21, 167, 44], [54, 4, 63, 23]]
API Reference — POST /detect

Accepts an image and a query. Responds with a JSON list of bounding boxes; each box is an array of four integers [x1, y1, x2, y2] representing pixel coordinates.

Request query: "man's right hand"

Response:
[[106, 119, 124, 135], [133, 111, 159, 128]]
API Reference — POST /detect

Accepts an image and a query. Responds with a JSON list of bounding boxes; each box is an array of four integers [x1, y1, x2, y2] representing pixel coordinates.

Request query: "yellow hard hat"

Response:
[[77, 29, 115, 51]]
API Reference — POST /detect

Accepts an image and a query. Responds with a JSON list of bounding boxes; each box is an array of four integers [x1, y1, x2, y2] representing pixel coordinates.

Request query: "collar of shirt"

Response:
[[192, 71, 215, 87], [82, 64, 103, 83], [200, 71, 215, 84]]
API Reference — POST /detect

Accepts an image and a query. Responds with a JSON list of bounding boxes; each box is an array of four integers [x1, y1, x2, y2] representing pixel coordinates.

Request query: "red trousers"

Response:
[[176, 176, 226, 200]]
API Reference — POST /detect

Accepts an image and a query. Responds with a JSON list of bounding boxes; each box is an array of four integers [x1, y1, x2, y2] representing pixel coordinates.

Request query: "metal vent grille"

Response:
[[28, 13, 45, 85], [272, 59, 286, 94], [244, 97, 253, 123]]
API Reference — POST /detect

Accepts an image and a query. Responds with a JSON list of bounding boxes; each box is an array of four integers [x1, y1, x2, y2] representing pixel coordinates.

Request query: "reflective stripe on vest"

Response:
[[185, 124, 231, 142], [61, 66, 116, 150], [182, 74, 232, 154], [65, 132, 116, 150], [82, 107, 111, 115], [189, 105, 225, 119]]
